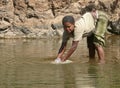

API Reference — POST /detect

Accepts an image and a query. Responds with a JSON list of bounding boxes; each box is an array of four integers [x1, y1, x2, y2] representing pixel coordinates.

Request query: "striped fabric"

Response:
[[94, 11, 108, 46]]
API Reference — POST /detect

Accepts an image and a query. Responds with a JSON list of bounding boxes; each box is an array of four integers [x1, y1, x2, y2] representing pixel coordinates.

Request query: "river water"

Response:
[[0, 35, 119, 88]]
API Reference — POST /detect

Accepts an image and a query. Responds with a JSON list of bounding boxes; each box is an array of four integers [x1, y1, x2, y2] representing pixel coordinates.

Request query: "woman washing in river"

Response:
[[54, 4, 108, 64]]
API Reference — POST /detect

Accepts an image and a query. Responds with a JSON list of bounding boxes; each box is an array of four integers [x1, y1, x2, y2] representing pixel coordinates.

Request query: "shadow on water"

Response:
[[0, 35, 119, 88]]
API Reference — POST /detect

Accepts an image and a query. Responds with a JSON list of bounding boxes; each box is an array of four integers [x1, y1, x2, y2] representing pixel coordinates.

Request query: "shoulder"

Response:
[[62, 30, 71, 42], [82, 12, 92, 18]]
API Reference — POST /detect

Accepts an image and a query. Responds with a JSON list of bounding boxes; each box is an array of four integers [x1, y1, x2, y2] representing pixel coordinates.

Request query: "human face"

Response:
[[63, 22, 75, 33]]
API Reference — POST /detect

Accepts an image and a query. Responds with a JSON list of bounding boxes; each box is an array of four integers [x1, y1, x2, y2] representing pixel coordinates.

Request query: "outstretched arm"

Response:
[[57, 42, 67, 58], [61, 41, 79, 61]]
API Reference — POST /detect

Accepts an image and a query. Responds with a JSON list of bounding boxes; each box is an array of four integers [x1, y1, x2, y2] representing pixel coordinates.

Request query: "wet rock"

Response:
[[4, 30, 16, 38], [0, 21, 11, 33], [108, 18, 120, 35]]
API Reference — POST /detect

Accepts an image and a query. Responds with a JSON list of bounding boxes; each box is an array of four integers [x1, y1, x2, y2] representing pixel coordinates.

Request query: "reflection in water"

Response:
[[0, 35, 119, 88], [105, 35, 120, 63]]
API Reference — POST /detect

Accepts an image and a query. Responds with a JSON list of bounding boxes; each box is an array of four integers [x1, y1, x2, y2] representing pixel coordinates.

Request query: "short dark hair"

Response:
[[62, 15, 75, 25], [85, 3, 97, 12]]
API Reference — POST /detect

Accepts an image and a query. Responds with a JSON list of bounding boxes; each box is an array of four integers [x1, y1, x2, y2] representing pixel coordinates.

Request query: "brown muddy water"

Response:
[[0, 35, 119, 88]]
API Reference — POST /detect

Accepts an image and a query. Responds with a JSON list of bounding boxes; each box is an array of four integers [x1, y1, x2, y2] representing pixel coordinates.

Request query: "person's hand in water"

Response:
[[54, 57, 72, 64], [54, 58, 62, 63]]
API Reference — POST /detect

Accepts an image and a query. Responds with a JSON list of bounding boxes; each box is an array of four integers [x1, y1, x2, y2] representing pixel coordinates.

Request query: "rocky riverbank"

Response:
[[0, 0, 119, 38]]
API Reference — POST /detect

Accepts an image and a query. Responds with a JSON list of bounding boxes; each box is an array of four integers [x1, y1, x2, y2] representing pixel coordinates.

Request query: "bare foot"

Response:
[[98, 60, 105, 64]]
